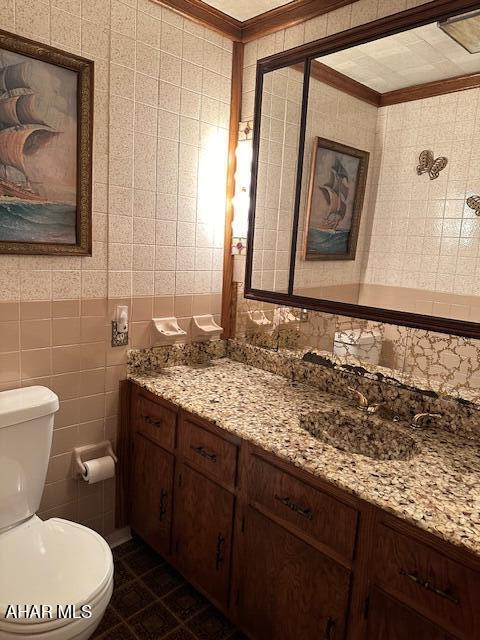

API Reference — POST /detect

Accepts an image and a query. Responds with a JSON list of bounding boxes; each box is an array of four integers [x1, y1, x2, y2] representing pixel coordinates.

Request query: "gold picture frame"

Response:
[[304, 137, 369, 261], [0, 29, 93, 256]]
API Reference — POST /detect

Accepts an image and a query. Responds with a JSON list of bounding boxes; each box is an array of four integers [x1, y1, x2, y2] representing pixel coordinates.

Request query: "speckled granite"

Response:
[[128, 340, 226, 374], [228, 340, 480, 440], [128, 357, 480, 557]]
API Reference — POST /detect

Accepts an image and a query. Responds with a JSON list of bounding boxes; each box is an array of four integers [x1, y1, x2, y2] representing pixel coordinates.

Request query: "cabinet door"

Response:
[[235, 506, 351, 640], [367, 588, 458, 640], [173, 464, 234, 607], [130, 433, 174, 556]]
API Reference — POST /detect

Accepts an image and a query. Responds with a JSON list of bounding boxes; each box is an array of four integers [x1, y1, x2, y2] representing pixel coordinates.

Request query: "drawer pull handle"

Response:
[[191, 445, 217, 463], [399, 569, 459, 605], [215, 533, 225, 570], [142, 415, 162, 428], [159, 489, 168, 521], [323, 617, 335, 640], [274, 495, 314, 520]]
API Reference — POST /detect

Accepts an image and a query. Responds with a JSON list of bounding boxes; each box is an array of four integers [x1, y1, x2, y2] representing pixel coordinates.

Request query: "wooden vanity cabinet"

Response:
[[122, 382, 480, 640], [173, 463, 235, 608], [234, 505, 351, 640], [366, 589, 460, 640]]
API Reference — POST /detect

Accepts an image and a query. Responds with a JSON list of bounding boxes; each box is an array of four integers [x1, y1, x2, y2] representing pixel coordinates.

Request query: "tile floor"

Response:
[[93, 537, 245, 640]]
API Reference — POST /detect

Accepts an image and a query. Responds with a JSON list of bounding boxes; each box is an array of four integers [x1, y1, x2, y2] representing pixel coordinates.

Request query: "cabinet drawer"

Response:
[[373, 524, 480, 638], [249, 455, 358, 560], [182, 419, 238, 487], [135, 395, 176, 450]]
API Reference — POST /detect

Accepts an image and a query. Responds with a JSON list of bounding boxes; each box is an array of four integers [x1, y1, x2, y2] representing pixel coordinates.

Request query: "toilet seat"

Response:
[[0, 516, 113, 636]]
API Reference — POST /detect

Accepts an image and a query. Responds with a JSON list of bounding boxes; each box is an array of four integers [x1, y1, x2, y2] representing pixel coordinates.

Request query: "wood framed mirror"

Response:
[[245, 0, 480, 338]]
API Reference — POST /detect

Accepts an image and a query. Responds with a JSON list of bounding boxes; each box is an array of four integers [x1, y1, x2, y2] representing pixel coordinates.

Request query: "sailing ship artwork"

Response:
[[304, 137, 369, 261], [0, 33, 93, 255]]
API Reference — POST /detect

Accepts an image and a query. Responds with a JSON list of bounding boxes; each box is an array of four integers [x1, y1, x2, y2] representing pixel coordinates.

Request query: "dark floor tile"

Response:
[[142, 564, 185, 598], [227, 632, 248, 639], [113, 536, 147, 560], [163, 585, 208, 622], [111, 579, 155, 619], [124, 546, 164, 576], [129, 601, 179, 639], [165, 628, 197, 640], [114, 560, 136, 589], [92, 607, 122, 638], [99, 623, 137, 640], [187, 607, 235, 640]]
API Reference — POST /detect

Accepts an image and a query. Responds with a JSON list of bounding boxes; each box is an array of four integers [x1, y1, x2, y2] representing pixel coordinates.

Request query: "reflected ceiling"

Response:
[[320, 23, 480, 92]]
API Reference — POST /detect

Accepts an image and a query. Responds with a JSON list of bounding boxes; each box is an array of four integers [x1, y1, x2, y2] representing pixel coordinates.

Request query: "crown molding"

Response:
[[155, 0, 242, 40], [380, 71, 480, 105], [156, 0, 356, 42]]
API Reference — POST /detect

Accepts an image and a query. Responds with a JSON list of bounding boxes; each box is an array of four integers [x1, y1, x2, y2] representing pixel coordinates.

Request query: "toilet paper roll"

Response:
[[82, 456, 115, 484]]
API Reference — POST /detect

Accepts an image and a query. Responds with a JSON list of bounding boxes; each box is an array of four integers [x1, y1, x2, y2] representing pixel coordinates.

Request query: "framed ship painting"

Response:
[[0, 29, 93, 255], [304, 137, 369, 261]]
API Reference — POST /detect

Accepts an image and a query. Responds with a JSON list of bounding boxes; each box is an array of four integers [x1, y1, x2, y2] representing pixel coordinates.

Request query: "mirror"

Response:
[[246, 6, 480, 338], [251, 62, 305, 293]]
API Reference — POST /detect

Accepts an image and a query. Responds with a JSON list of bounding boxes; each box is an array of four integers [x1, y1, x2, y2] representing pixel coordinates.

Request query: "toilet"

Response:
[[0, 387, 114, 640], [333, 328, 382, 365]]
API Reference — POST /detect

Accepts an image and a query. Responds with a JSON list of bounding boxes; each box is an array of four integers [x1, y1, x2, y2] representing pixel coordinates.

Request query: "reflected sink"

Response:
[[300, 410, 418, 461]]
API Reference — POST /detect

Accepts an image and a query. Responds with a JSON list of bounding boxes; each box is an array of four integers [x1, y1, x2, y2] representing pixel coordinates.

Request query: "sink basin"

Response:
[[300, 410, 418, 461]]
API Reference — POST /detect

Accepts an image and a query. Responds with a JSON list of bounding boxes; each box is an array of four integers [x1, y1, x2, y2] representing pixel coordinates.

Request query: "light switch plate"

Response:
[[111, 321, 128, 347]]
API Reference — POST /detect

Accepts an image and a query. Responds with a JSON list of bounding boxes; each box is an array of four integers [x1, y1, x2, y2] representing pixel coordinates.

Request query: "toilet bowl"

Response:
[[0, 387, 114, 640]]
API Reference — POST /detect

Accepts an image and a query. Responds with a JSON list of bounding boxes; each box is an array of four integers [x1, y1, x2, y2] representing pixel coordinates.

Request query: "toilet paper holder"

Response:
[[71, 441, 118, 479]]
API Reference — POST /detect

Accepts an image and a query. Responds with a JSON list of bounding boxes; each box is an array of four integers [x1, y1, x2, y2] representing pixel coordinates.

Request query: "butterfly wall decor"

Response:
[[416, 150, 448, 180], [467, 195, 480, 216]]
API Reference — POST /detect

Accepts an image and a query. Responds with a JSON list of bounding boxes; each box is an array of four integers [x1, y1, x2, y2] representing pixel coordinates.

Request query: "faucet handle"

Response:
[[348, 387, 369, 408], [348, 387, 381, 414], [411, 412, 441, 429]]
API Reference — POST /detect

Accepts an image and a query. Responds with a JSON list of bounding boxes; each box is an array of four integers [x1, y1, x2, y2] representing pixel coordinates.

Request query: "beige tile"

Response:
[[0, 302, 19, 322], [80, 369, 105, 396], [81, 316, 105, 343], [0, 322, 19, 353], [52, 300, 81, 318], [174, 295, 192, 317], [105, 365, 126, 392], [52, 317, 81, 346], [131, 296, 153, 321], [21, 348, 51, 379], [52, 345, 82, 374], [20, 319, 51, 349], [38, 501, 77, 523], [0, 352, 20, 383], [55, 399, 80, 429], [20, 301, 51, 320], [81, 342, 106, 370], [192, 294, 212, 315], [106, 345, 128, 366], [40, 478, 77, 512], [79, 394, 105, 423], [81, 298, 107, 317], [77, 419, 105, 446], [154, 295, 174, 317], [49, 373, 81, 401], [46, 453, 72, 483], [105, 391, 119, 417], [130, 321, 151, 348], [78, 487, 103, 521]]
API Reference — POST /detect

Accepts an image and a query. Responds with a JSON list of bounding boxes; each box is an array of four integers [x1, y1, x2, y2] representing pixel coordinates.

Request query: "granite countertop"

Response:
[[128, 358, 480, 557]]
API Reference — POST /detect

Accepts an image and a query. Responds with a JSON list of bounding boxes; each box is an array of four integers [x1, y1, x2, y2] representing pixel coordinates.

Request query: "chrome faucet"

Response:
[[410, 412, 441, 429], [348, 387, 382, 414]]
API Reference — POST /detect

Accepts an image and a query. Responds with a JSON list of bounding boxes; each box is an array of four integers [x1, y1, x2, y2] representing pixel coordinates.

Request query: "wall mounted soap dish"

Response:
[[152, 317, 187, 344], [247, 310, 272, 326], [191, 314, 223, 340]]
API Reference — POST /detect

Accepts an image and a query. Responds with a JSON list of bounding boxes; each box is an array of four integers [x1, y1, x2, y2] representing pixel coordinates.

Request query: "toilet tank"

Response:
[[334, 328, 382, 365], [0, 386, 59, 531]]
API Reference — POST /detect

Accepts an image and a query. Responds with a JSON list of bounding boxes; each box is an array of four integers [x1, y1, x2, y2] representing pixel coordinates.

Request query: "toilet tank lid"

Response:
[[0, 386, 59, 429], [334, 328, 382, 346]]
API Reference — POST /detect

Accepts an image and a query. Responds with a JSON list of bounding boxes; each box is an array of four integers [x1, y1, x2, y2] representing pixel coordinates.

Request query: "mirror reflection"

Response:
[[251, 63, 304, 293], [250, 15, 480, 326]]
